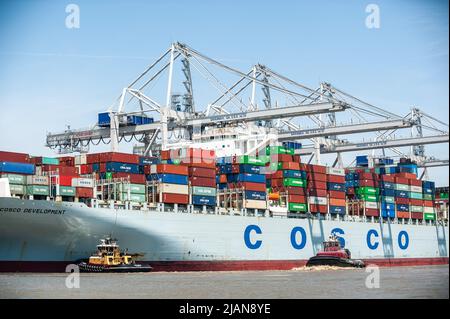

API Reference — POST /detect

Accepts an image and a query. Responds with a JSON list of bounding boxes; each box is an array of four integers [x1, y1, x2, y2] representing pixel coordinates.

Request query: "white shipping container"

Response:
[[308, 196, 328, 205], [71, 178, 94, 188], [365, 201, 379, 209], [159, 183, 189, 195], [423, 206, 435, 214], [26, 175, 49, 186], [326, 167, 345, 176], [411, 205, 424, 212], [75, 154, 87, 165], [150, 165, 157, 174], [410, 186, 423, 193], [244, 199, 267, 209]]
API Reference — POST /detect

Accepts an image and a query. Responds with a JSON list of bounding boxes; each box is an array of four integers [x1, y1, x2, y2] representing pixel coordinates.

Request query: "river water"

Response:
[[0, 265, 448, 299]]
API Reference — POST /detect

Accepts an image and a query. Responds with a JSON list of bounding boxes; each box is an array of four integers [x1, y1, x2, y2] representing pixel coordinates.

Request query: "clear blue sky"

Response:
[[0, 0, 448, 185]]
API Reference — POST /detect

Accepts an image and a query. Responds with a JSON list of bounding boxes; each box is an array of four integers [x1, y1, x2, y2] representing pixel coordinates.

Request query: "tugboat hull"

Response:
[[306, 256, 365, 268], [78, 262, 153, 273]]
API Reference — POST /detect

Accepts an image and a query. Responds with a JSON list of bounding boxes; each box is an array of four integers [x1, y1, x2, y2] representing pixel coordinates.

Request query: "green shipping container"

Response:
[[0, 173, 26, 185], [238, 155, 269, 166], [288, 202, 308, 212], [192, 186, 216, 196], [410, 192, 423, 200], [266, 146, 294, 155], [10, 184, 25, 195], [358, 194, 378, 202], [27, 185, 49, 196], [439, 192, 449, 199], [119, 192, 146, 202], [356, 187, 379, 195], [424, 213, 436, 221], [105, 172, 113, 180], [381, 196, 395, 204], [283, 178, 306, 187], [423, 193, 434, 200], [395, 184, 409, 191], [42, 157, 60, 165], [120, 183, 146, 194], [59, 186, 76, 196]]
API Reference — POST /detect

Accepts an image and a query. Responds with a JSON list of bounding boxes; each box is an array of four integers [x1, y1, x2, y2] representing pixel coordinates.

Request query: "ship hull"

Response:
[[0, 197, 448, 272]]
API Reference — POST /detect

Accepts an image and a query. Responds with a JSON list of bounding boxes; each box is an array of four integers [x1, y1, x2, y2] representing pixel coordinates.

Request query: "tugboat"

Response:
[[306, 235, 365, 268], [77, 238, 152, 272]]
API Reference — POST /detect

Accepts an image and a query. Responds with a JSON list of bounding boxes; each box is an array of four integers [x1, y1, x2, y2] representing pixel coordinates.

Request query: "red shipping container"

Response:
[[397, 211, 410, 219], [86, 154, 100, 164], [98, 152, 140, 164], [358, 172, 375, 180], [232, 182, 266, 192], [58, 176, 74, 187], [299, 163, 309, 171], [411, 212, 423, 220], [423, 200, 434, 207], [161, 193, 189, 204], [409, 199, 423, 206], [99, 163, 106, 173], [0, 151, 30, 163], [328, 190, 346, 199], [307, 189, 327, 197], [358, 179, 377, 187], [190, 176, 216, 188], [327, 175, 345, 183], [268, 171, 283, 179], [395, 177, 409, 185], [283, 186, 306, 195], [146, 164, 188, 175], [307, 181, 327, 190], [365, 208, 379, 217], [160, 150, 171, 160], [293, 155, 302, 163], [281, 162, 300, 170], [114, 172, 146, 184], [308, 173, 327, 182], [79, 164, 92, 175], [288, 194, 307, 203], [329, 198, 346, 206], [219, 174, 227, 183], [305, 164, 327, 174], [180, 158, 216, 169], [188, 167, 216, 178], [270, 154, 294, 163], [42, 165, 79, 176], [270, 179, 283, 188], [58, 156, 75, 167], [397, 172, 417, 180], [347, 188, 355, 195], [396, 197, 409, 205], [184, 148, 216, 160], [76, 187, 93, 198], [379, 175, 395, 183], [309, 204, 328, 214], [408, 179, 422, 187]]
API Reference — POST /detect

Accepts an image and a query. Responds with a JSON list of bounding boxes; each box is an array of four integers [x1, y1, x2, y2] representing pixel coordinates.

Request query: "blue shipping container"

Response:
[[92, 163, 100, 172], [244, 191, 266, 200], [0, 162, 35, 175], [380, 189, 396, 197], [192, 195, 216, 206], [283, 170, 307, 179], [139, 157, 160, 165], [423, 188, 434, 194], [148, 173, 188, 185], [227, 173, 265, 184], [381, 209, 396, 218], [381, 203, 395, 210], [329, 206, 346, 215], [380, 182, 395, 189], [327, 182, 346, 191], [239, 164, 261, 174], [395, 190, 409, 198], [397, 204, 410, 212], [98, 112, 111, 127], [105, 162, 141, 174], [422, 181, 435, 189]]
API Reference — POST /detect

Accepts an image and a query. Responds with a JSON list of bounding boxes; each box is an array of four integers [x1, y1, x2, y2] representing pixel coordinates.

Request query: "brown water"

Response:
[[0, 265, 448, 299]]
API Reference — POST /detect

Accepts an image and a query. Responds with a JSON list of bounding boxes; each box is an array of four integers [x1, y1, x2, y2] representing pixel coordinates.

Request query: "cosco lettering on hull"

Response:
[[244, 225, 410, 250]]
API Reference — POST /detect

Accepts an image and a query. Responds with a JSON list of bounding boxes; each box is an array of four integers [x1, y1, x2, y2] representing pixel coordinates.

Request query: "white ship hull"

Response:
[[0, 197, 448, 271]]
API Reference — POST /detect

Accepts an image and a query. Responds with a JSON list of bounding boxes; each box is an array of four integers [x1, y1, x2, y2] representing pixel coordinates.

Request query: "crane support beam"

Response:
[[183, 102, 347, 127], [295, 134, 450, 155], [278, 119, 413, 141], [417, 160, 449, 168]]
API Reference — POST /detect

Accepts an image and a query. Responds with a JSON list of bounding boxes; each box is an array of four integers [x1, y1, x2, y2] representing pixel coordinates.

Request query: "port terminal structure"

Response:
[[46, 42, 449, 178]]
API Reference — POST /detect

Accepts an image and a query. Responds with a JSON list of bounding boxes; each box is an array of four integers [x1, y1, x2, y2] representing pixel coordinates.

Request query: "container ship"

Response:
[[0, 43, 449, 271]]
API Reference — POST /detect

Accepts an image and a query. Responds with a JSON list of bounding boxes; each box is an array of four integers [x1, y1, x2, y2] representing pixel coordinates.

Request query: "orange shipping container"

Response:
[[329, 198, 346, 206]]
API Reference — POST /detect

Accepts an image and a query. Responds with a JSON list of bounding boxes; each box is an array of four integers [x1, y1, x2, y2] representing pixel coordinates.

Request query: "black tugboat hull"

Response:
[[77, 262, 153, 273], [306, 256, 365, 268]]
